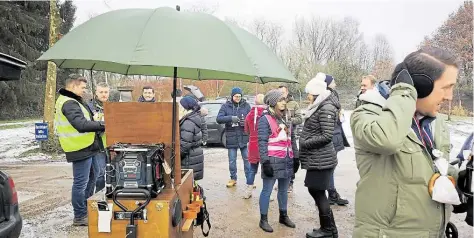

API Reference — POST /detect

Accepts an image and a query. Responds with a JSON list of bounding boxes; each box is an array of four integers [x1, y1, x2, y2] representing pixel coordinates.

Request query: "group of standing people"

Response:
[[54, 45, 471, 238], [214, 74, 350, 237], [212, 47, 471, 238]]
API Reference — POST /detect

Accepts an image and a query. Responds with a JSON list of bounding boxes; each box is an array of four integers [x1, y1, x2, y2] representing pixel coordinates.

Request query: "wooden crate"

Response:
[[88, 170, 194, 238]]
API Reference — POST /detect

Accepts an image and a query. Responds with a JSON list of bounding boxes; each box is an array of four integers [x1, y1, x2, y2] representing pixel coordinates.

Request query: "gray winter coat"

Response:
[[299, 92, 340, 170], [258, 113, 297, 179], [180, 111, 205, 180]]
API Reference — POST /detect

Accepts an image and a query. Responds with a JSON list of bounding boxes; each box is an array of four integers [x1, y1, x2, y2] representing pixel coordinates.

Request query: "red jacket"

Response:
[[244, 105, 266, 164]]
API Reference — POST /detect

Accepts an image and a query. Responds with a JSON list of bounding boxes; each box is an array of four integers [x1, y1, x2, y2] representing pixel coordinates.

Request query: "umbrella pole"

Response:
[[171, 66, 178, 185], [90, 69, 96, 103]]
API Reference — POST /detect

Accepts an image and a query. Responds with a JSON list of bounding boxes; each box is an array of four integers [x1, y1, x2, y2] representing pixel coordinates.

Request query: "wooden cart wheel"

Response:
[[445, 222, 458, 238], [428, 173, 456, 196]]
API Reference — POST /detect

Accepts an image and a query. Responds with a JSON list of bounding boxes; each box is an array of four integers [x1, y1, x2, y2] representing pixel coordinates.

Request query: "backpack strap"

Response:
[[200, 201, 211, 237]]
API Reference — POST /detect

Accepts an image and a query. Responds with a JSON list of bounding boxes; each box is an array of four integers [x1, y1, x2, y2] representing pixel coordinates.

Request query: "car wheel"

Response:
[[221, 132, 227, 148]]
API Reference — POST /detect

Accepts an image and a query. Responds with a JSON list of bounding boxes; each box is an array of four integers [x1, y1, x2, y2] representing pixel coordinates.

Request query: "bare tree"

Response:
[[371, 34, 393, 65], [306, 17, 332, 63], [247, 18, 284, 54], [355, 40, 372, 72]]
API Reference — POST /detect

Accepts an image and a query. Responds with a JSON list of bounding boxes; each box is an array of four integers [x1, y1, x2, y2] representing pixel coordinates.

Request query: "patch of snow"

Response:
[[0, 126, 39, 159], [17, 191, 42, 204], [0, 120, 36, 127]]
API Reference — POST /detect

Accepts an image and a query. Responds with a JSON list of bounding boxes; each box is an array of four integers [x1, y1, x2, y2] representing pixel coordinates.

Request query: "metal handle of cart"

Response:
[[112, 188, 151, 225]]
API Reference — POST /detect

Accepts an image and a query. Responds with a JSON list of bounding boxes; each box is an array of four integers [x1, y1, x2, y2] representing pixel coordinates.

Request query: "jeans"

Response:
[[246, 162, 259, 185], [228, 146, 250, 181], [259, 177, 290, 215], [71, 154, 100, 219], [290, 174, 295, 185], [94, 152, 107, 193]]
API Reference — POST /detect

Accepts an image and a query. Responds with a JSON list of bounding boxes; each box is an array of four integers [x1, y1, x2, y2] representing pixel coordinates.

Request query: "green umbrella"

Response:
[[38, 6, 297, 183], [38, 6, 296, 84]]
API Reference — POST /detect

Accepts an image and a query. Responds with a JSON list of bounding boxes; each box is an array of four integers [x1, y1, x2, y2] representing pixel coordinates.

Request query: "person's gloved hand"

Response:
[[93, 113, 101, 121], [202, 141, 207, 146], [262, 161, 273, 177], [231, 116, 239, 123], [293, 158, 300, 174], [376, 80, 391, 99], [390, 69, 414, 87]]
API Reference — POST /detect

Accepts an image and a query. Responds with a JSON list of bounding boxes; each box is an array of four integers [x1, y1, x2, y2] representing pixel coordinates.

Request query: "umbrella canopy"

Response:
[[38, 7, 296, 84]]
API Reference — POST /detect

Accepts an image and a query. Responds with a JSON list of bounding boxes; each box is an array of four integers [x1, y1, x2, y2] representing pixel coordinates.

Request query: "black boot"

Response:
[[259, 214, 273, 233], [328, 210, 338, 238], [279, 210, 296, 228], [328, 189, 349, 206], [307, 210, 337, 238]]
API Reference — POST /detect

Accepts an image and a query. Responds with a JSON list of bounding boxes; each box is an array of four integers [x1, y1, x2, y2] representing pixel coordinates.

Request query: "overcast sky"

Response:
[[73, 0, 464, 62]]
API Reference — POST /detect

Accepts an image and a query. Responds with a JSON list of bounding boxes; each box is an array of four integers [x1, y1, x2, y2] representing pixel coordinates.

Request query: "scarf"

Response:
[[303, 89, 331, 121], [253, 105, 267, 130], [90, 99, 104, 113], [138, 95, 156, 102]]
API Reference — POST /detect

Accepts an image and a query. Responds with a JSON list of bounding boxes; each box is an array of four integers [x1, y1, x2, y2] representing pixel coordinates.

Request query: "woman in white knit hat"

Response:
[[299, 73, 340, 238]]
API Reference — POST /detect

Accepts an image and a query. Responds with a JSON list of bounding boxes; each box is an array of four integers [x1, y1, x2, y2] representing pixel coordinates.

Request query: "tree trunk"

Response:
[[43, 0, 60, 139]]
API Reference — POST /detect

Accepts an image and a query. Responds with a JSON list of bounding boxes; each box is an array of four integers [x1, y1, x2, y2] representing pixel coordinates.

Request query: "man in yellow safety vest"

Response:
[[54, 74, 105, 226]]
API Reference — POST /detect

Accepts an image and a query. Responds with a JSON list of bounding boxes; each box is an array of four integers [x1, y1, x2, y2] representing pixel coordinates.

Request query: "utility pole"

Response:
[[43, 0, 60, 139]]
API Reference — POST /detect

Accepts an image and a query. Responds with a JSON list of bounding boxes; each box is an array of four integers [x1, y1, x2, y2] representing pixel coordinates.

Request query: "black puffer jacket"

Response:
[[180, 111, 205, 180], [299, 92, 340, 170], [58, 89, 105, 163]]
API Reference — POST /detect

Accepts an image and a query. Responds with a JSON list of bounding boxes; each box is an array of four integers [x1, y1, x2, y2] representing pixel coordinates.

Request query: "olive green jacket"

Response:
[[350, 83, 456, 238], [286, 99, 303, 126]]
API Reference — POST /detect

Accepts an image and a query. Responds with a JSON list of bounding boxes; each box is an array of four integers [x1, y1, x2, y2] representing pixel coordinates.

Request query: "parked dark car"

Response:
[[200, 97, 304, 147], [200, 100, 228, 147], [0, 172, 21, 238], [0, 52, 26, 238]]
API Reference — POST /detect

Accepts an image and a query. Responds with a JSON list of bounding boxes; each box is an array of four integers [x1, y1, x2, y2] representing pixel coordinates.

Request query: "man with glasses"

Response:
[[216, 87, 251, 188]]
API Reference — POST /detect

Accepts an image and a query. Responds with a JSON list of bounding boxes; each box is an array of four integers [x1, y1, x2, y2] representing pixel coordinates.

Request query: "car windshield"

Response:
[[201, 103, 222, 117]]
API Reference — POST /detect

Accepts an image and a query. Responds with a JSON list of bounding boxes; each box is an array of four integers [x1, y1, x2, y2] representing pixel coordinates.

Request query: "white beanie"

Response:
[[305, 73, 328, 96]]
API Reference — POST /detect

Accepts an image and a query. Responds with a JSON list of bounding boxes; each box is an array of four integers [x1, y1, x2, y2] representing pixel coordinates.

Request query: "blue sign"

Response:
[[35, 123, 49, 141]]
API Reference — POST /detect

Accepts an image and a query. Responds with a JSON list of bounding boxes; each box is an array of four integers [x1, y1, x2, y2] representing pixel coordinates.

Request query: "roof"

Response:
[[0, 53, 27, 70], [0, 52, 27, 81]]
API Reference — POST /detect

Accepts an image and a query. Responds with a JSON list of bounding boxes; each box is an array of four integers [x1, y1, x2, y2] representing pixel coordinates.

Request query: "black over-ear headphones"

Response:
[[398, 62, 435, 99]]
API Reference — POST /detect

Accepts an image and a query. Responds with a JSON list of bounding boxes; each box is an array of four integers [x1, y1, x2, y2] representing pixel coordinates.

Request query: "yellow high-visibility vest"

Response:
[[54, 95, 95, 152]]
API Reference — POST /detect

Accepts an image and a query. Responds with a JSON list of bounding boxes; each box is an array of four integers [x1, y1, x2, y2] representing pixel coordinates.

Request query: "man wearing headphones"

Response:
[[350, 47, 460, 237]]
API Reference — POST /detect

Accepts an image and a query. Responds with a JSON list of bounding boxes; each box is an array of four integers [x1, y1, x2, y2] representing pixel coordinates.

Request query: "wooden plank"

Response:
[[167, 169, 194, 238], [178, 170, 194, 210], [181, 219, 193, 232], [103, 102, 181, 186]]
